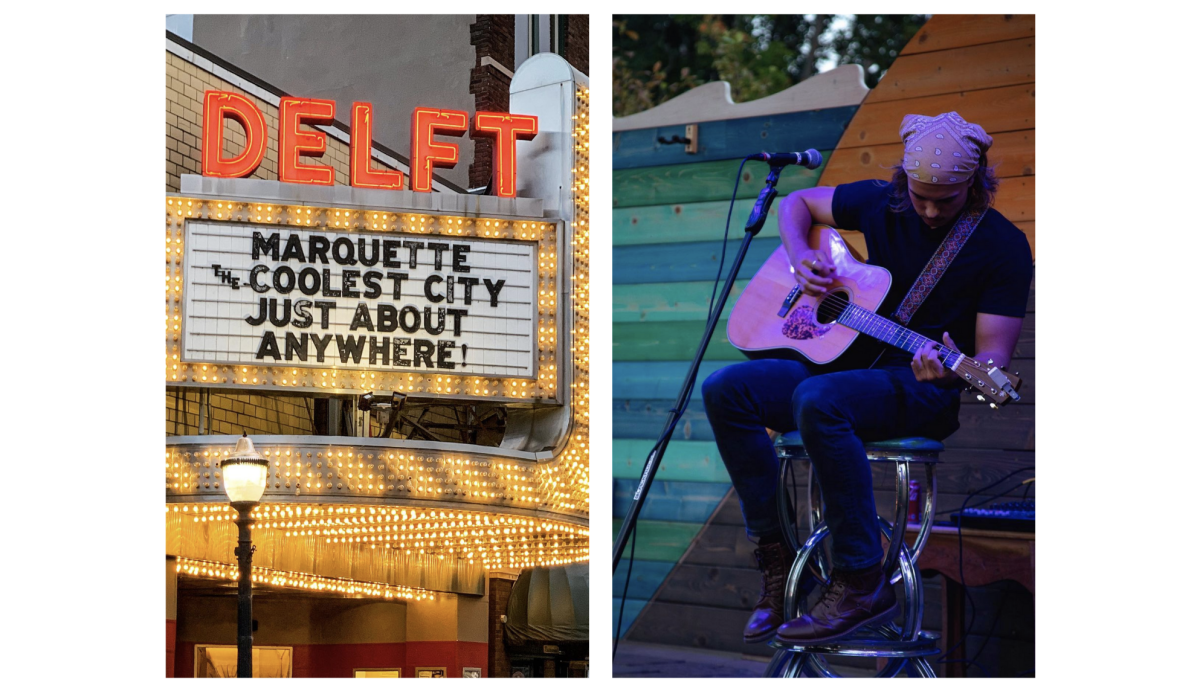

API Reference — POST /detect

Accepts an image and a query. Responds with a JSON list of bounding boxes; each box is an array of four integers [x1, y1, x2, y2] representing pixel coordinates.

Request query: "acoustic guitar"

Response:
[[727, 225, 1022, 407]]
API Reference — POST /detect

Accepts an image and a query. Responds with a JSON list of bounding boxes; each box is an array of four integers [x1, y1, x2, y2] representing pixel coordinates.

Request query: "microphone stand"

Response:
[[612, 164, 787, 574]]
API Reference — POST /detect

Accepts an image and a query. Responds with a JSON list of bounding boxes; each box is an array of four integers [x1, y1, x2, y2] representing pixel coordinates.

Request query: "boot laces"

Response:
[[814, 575, 848, 611], [753, 547, 786, 606]]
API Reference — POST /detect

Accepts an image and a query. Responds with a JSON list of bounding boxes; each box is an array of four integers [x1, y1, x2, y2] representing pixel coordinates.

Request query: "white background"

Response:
[[3, 2, 1197, 688]]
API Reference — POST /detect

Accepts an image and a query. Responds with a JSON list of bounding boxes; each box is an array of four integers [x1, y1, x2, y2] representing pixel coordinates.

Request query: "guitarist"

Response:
[[701, 112, 1032, 645]]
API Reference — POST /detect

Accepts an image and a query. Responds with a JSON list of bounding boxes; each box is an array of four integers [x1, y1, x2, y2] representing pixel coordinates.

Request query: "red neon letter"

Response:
[[350, 102, 403, 190], [201, 91, 267, 178], [280, 98, 336, 186], [411, 108, 469, 193], [473, 112, 538, 198]]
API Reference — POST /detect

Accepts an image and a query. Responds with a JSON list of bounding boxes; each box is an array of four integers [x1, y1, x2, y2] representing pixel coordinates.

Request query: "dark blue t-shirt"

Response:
[[831, 179, 1033, 367]]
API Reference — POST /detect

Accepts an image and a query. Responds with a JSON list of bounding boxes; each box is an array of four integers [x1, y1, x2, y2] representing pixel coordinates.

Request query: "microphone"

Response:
[[749, 149, 823, 169]]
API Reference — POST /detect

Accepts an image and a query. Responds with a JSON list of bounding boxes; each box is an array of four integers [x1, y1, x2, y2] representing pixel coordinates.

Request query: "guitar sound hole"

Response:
[[815, 290, 850, 324]]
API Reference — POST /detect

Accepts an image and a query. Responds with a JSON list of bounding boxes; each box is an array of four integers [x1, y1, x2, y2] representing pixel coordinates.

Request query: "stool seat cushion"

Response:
[[774, 431, 944, 454]]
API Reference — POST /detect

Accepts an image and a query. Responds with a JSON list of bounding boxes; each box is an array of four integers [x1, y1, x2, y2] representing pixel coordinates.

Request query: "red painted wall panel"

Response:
[[302, 642, 407, 677], [166, 620, 177, 677]]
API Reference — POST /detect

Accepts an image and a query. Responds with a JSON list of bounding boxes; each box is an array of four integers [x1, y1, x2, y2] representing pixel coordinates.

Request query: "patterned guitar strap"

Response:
[[891, 206, 987, 326], [881, 206, 987, 415]]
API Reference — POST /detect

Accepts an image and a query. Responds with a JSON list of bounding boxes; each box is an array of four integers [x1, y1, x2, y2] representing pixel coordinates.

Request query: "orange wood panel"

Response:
[[821, 129, 1035, 187], [871, 38, 1035, 104], [994, 176, 1034, 223], [838, 85, 1034, 148], [904, 15, 1035, 55]]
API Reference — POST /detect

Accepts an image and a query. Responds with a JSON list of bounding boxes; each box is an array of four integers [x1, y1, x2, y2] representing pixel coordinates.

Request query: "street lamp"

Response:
[[220, 433, 269, 678]]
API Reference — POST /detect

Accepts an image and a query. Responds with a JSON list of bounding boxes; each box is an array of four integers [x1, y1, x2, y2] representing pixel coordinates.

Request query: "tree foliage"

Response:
[[613, 15, 928, 117]]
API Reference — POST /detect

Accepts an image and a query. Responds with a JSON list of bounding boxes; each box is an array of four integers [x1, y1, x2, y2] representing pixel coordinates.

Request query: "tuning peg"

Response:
[[986, 358, 994, 366], [976, 394, 985, 402], [989, 403, 998, 409], [1013, 371, 1020, 376]]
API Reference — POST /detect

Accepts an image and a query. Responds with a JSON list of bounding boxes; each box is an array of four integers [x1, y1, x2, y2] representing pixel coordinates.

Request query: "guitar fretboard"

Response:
[[836, 302, 965, 370]]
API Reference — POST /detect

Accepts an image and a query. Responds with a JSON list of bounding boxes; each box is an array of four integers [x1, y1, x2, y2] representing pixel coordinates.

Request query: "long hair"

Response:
[[886, 152, 999, 215]]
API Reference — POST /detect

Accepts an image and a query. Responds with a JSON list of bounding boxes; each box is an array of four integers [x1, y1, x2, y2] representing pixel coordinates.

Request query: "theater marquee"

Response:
[[167, 198, 563, 403], [183, 222, 537, 378]]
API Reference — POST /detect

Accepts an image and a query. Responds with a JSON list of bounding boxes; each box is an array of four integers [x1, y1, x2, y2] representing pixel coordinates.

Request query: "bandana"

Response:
[[900, 112, 993, 184]]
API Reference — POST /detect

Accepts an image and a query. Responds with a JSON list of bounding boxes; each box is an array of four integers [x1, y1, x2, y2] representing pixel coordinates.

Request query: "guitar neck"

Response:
[[837, 302, 965, 369]]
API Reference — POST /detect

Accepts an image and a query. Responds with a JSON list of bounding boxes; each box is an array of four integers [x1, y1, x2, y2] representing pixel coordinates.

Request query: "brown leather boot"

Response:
[[743, 540, 796, 643], [775, 563, 897, 645]]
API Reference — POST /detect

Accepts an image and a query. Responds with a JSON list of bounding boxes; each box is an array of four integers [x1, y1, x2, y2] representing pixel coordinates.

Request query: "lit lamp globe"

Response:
[[221, 434, 269, 506]]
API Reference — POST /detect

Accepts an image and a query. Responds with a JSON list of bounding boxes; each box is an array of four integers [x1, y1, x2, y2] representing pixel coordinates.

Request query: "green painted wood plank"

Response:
[[612, 439, 730, 483], [612, 519, 703, 562], [614, 280, 749, 323], [613, 153, 831, 208], [612, 106, 858, 169], [613, 198, 770, 247], [613, 319, 744, 361]]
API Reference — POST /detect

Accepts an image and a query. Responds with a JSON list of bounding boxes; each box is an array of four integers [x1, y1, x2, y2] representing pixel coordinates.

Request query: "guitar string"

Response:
[[791, 291, 979, 371], [804, 292, 958, 357]]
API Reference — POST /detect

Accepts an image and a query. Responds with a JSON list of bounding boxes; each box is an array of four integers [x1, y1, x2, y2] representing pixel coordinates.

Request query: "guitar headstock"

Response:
[[950, 356, 1023, 407]]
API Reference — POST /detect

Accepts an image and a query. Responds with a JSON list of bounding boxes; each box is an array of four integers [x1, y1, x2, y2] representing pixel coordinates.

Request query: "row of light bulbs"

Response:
[[166, 199, 554, 239], [169, 503, 589, 570], [168, 446, 553, 504], [175, 556, 432, 600]]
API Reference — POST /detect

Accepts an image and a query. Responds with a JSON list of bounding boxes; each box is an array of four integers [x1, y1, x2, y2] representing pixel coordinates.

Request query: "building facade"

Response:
[[165, 17, 589, 678]]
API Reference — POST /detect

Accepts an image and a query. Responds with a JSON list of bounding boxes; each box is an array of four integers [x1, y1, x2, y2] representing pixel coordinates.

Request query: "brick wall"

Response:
[[166, 50, 398, 193], [468, 15, 515, 190], [486, 577, 514, 678], [166, 390, 314, 436], [564, 15, 589, 76]]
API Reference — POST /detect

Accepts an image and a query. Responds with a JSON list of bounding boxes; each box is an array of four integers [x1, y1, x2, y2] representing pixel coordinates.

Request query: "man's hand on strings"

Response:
[[912, 332, 962, 385], [793, 249, 835, 297]]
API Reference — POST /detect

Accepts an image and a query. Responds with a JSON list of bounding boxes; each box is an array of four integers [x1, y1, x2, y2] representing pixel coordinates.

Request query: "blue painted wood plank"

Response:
[[615, 398, 717, 442], [612, 239, 778, 285], [613, 478, 730, 523], [614, 155, 828, 208], [613, 360, 741, 401], [613, 597, 649, 638], [613, 439, 731, 483], [613, 559, 677, 602], [612, 106, 859, 170]]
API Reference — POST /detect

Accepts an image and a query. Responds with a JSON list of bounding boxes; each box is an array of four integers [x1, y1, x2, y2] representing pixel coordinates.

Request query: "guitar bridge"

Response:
[[778, 285, 802, 317]]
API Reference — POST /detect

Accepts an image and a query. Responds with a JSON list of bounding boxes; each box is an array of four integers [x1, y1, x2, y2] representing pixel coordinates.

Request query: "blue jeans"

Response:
[[701, 358, 960, 571]]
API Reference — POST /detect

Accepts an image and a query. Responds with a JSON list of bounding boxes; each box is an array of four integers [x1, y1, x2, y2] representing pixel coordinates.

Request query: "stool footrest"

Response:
[[771, 631, 940, 658]]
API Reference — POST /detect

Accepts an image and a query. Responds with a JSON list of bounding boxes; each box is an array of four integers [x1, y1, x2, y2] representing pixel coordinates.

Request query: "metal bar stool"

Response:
[[763, 432, 942, 678]]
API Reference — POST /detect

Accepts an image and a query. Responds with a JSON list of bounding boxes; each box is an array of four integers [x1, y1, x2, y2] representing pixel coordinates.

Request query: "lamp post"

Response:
[[220, 434, 269, 678]]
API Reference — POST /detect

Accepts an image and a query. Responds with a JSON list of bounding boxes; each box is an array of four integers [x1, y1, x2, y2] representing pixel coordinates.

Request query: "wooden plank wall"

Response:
[[618, 15, 1036, 677], [611, 86, 867, 637]]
